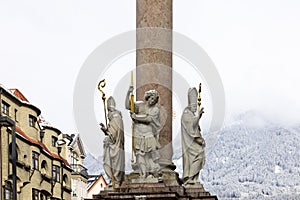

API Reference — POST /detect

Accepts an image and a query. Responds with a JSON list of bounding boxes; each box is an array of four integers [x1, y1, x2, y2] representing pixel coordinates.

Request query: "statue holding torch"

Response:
[[125, 72, 162, 179]]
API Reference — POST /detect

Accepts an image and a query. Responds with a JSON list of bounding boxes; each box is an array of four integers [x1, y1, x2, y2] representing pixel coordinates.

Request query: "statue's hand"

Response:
[[103, 137, 109, 145], [101, 127, 108, 135], [202, 139, 206, 148], [198, 107, 204, 116], [196, 137, 205, 147], [100, 123, 108, 135], [100, 122, 105, 128], [199, 107, 204, 114], [130, 113, 136, 120]]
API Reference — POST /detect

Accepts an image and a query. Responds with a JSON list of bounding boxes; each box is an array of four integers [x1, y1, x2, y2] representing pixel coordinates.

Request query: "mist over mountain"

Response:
[[84, 111, 300, 199], [200, 111, 300, 199], [84, 153, 104, 176]]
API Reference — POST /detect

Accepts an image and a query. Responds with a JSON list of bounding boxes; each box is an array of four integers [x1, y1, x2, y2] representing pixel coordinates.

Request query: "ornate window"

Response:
[[1, 101, 10, 116], [52, 165, 60, 182], [71, 152, 79, 165], [40, 193, 45, 200], [39, 191, 50, 200], [29, 115, 36, 127], [32, 151, 39, 170], [51, 136, 57, 147]]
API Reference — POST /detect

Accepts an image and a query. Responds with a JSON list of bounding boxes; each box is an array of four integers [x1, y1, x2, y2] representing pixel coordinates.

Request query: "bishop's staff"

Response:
[[97, 79, 116, 187], [129, 71, 135, 163], [98, 79, 108, 129], [198, 83, 202, 113]]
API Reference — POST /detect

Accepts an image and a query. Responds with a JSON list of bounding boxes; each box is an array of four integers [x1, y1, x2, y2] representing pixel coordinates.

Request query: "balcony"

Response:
[[71, 164, 88, 179]]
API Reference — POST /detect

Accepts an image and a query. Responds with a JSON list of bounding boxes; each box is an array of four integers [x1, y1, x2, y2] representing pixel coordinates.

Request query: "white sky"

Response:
[[1, 0, 300, 156]]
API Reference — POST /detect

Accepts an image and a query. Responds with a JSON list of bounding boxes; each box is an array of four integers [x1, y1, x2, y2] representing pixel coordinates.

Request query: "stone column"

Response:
[[136, 0, 175, 170]]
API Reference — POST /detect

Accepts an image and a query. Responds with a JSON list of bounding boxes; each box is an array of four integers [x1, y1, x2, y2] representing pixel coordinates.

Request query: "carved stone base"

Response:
[[131, 177, 159, 184], [90, 172, 218, 200]]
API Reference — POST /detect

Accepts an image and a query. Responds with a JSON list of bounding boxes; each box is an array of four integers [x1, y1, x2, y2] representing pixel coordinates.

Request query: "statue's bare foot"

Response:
[[140, 174, 147, 179], [146, 174, 154, 179], [114, 183, 121, 188]]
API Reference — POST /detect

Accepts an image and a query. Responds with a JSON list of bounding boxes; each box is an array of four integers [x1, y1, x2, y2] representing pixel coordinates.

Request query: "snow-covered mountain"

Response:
[[84, 111, 300, 199], [200, 112, 300, 199], [84, 153, 104, 175]]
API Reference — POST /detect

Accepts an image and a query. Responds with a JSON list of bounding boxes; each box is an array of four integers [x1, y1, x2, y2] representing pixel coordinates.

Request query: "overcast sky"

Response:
[[1, 0, 300, 156]]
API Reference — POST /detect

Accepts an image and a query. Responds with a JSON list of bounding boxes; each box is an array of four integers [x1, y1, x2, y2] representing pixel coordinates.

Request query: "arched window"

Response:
[[40, 193, 45, 200], [32, 188, 39, 200], [41, 160, 47, 169], [41, 160, 47, 174], [52, 165, 60, 182], [63, 174, 68, 186], [32, 151, 39, 170], [40, 190, 51, 200]]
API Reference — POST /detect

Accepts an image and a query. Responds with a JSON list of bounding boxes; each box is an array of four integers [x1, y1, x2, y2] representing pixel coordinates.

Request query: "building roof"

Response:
[[1, 85, 71, 168], [38, 115, 52, 127], [87, 175, 107, 192], [0, 84, 41, 115], [68, 134, 86, 158], [9, 88, 29, 102], [16, 126, 71, 168]]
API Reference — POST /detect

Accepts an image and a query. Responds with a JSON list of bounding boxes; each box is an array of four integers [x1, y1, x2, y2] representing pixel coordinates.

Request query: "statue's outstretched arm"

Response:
[[131, 113, 152, 123], [192, 107, 204, 128], [192, 115, 201, 129]]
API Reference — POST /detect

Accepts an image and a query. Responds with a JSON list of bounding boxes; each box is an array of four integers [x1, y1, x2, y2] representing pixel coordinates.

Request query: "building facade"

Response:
[[87, 175, 107, 199], [64, 134, 88, 200], [0, 85, 72, 200]]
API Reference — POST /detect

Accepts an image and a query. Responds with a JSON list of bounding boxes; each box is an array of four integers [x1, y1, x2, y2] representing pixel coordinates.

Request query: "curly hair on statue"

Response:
[[144, 90, 159, 102]]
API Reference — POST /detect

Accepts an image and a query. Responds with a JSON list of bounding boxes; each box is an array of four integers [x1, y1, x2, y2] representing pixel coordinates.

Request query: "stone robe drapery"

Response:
[[134, 106, 160, 161], [181, 107, 205, 183], [103, 111, 125, 184]]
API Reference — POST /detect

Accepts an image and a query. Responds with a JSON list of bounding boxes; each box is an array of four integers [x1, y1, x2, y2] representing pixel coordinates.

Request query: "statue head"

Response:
[[188, 87, 198, 113], [144, 90, 159, 106], [107, 96, 116, 112]]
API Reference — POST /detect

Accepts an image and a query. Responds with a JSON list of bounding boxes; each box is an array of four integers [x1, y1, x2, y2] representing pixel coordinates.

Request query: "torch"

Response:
[[130, 71, 135, 163]]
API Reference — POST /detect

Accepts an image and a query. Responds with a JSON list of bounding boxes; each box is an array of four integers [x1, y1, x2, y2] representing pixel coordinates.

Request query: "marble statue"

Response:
[[181, 88, 206, 187], [100, 96, 125, 187], [126, 86, 161, 179]]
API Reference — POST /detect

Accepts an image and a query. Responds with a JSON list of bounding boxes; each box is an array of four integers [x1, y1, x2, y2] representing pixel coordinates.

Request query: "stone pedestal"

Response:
[[90, 0, 219, 199], [92, 184, 217, 200], [91, 172, 218, 200]]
